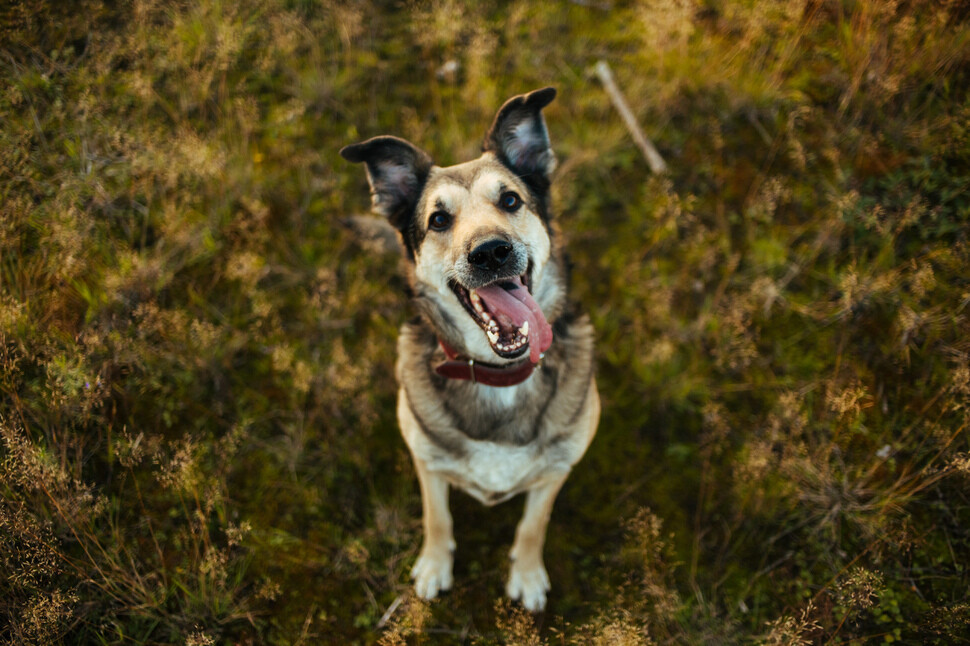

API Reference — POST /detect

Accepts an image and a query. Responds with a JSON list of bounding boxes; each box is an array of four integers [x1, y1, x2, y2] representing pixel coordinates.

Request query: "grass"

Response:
[[2, 0, 970, 643]]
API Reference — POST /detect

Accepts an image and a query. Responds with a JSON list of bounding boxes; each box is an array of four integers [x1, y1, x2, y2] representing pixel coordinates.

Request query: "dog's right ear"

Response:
[[340, 136, 433, 232]]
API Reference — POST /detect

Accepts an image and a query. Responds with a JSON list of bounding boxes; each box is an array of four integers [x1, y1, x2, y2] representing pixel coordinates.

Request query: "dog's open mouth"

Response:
[[450, 273, 554, 363]]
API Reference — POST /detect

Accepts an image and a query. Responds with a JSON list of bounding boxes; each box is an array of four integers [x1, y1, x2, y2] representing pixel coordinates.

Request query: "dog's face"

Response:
[[342, 88, 565, 364]]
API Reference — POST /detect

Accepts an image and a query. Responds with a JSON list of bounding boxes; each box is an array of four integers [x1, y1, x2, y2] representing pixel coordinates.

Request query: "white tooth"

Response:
[[487, 330, 499, 342], [471, 292, 481, 304], [519, 321, 529, 337], [481, 312, 491, 321]]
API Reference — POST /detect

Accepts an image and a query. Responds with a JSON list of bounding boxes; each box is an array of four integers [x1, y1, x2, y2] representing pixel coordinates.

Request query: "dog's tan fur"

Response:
[[341, 88, 598, 611]]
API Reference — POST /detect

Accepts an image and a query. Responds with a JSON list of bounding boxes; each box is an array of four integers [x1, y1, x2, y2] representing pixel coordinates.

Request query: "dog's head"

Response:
[[341, 88, 565, 364]]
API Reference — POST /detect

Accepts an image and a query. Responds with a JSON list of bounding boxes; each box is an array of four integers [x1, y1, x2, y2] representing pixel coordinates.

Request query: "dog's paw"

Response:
[[506, 560, 551, 612], [411, 548, 454, 600]]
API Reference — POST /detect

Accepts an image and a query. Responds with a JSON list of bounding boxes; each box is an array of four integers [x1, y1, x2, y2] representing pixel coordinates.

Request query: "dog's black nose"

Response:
[[469, 239, 513, 272]]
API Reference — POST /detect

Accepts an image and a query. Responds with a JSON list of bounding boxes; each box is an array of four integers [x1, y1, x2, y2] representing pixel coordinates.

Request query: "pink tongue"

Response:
[[473, 276, 553, 363]]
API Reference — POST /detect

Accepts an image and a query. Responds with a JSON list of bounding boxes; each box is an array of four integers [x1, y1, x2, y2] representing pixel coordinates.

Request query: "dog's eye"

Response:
[[499, 191, 521, 212], [428, 211, 451, 231]]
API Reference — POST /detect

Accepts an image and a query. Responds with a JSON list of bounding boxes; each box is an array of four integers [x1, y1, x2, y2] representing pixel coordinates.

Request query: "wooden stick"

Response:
[[375, 594, 404, 630], [594, 60, 667, 174]]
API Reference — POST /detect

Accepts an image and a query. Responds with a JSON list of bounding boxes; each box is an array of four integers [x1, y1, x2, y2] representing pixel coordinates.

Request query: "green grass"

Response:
[[2, 0, 970, 643]]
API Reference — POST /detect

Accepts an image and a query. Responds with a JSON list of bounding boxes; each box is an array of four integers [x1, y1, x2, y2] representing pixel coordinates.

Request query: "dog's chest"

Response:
[[437, 368, 556, 446], [403, 377, 569, 505], [436, 440, 554, 506], [476, 383, 520, 408]]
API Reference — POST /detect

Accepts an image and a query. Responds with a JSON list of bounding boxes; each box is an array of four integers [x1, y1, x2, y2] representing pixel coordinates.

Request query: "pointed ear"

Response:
[[483, 87, 557, 181], [340, 136, 433, 232]]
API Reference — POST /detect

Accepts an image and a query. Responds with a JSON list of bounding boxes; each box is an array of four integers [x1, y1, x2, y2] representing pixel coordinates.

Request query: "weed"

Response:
[[2, 0, 969, 643]]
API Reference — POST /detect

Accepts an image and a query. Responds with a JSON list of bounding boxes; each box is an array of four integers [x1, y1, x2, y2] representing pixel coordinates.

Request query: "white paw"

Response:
[[411, 548, 453, 600], [506, 560, 551, 612]]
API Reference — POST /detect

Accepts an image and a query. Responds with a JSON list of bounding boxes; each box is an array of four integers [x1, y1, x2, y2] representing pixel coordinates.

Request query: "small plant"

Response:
[[2, 0, 968, 642]]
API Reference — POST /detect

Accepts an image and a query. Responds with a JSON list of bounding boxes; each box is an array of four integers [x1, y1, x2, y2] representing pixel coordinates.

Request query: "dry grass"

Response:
[[2, 0, 969, 643]]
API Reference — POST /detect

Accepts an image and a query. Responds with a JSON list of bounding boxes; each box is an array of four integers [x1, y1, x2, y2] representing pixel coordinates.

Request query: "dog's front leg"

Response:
[[507, 470, 570, 612], [410, 456, 455, 599]]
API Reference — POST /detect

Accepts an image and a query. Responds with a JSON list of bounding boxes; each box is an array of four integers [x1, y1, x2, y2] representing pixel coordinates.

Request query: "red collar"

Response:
[[434, 339, 541, 387]]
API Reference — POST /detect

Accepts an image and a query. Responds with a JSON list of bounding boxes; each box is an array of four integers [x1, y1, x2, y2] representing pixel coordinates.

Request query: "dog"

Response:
[[340, 87, 599, 612]]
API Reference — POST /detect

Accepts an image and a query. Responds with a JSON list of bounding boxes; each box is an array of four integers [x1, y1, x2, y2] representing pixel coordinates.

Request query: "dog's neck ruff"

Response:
[[434, 339, 542, 387]]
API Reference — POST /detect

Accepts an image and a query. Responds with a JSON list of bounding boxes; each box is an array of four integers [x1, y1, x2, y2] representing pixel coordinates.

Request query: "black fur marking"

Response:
[[444, 396, 518, 442], [403, 383, 467, 457], [565, 362, 594, 427], [529, 365, 558, 443], [552, 305, 580, 339], [339, 136, 433, 258], [434, 361, 558, 447], [429, 370, 449, 392], [413, 290, 466, 353], [435, 169, 473, 189], [483, 87, 557, 191], [405, 212, 426, 258]]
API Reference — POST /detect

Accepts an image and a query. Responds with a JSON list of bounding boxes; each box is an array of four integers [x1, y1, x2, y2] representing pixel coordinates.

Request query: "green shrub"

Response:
[[2, 0, 969, 643]]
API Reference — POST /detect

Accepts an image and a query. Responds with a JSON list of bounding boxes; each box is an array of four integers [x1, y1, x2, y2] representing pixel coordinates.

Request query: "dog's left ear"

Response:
[[483, 87, 557, 181]]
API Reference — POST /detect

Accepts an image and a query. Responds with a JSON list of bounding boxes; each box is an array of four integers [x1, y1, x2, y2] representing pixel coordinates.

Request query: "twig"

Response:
[[569, 0, 613, 10], [594, 60, 667, 174], [376, 594, 405, 630], [294, 603, 316, 646]]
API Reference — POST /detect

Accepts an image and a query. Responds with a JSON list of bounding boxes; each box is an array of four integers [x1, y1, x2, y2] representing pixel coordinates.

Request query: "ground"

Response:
[[1, 1, 969, 644]]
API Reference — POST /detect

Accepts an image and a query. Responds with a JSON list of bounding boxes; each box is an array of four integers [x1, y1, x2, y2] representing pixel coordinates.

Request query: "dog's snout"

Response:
[[469, 239, 513, 272]]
